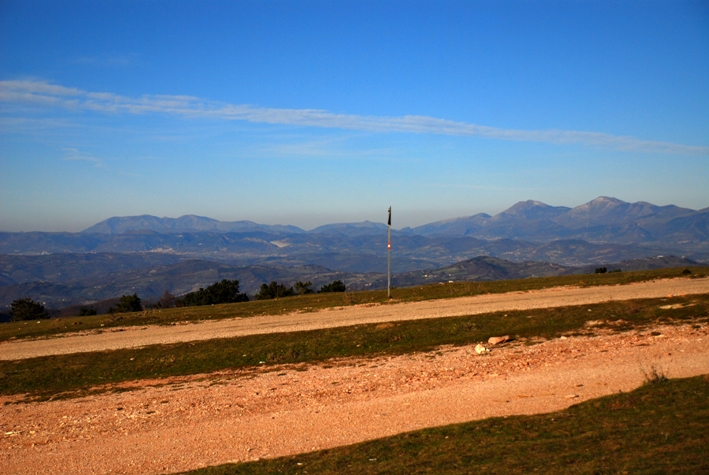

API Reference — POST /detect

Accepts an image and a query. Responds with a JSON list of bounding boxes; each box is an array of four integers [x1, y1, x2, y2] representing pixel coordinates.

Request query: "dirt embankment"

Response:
[[2, 277, 708, 360]]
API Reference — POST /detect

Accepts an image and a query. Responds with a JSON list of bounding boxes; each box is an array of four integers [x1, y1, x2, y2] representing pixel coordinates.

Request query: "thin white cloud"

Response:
[[72, 55, 133, 67], [62, 147, 105, 168], [2, 79, 707, 156]]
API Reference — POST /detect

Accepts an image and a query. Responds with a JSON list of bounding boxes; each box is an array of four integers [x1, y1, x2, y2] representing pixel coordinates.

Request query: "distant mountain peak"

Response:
[[81, 215, 304, 235], [308, 221, 388, 236], [506, 199, 552, 210], [175, 214, 220, 221], [586, 196, 626, 206], [494, 200, 571, 221], [594, 196, 624, 202]]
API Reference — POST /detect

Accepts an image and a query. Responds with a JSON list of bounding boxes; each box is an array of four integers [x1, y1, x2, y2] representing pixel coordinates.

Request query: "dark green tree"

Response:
[[255, 281, 295, 300], [294, 281, 314, 295], [108, 294, 143, 314], [78, 307, 97, 316], [319, 280, 346, 293], [177, 279, 248, 307], [10, 298, 49, 321]]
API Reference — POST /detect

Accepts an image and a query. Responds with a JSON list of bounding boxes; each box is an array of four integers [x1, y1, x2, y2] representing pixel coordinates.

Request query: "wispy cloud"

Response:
[[62, 147, 105, 168], [2, 79, 707, 156], [247, 136, 404, 162], [72, 54, 134, 68]]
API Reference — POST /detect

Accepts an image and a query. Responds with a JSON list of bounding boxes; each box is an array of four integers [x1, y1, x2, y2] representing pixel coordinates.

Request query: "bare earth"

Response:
[[2, 324, 708, 475], [1, 278, 708, 475], [2, 277, 708, 360]]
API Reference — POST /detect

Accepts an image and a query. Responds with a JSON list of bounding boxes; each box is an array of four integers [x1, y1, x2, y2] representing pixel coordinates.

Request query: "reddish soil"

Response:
[[2, 322, 708, 475]]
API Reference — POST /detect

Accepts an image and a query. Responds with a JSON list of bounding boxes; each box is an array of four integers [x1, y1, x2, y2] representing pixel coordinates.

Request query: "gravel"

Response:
[[1, 322, 708, 475], [2, 277, 707, 360]]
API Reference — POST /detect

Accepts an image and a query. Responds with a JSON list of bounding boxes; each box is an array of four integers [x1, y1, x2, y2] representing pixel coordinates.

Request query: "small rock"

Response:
[[488, 335, 509, 346], [475, 344, 490, 354]]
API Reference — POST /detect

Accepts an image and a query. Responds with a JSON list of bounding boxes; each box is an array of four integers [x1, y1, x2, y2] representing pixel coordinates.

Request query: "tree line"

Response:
[[5, 278, 347, 321], [254, 279, 346, 300]]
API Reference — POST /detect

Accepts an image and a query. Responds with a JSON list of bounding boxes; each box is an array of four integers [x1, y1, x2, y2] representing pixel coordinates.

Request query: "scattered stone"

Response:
[[488, 335, 510, 346], [659, 303, 694, 310], [475, 344, 490, 354], [565, 394, 579, 399]]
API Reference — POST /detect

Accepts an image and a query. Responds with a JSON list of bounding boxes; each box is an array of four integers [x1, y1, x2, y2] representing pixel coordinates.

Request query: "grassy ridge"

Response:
[[181, 375, 709, 475], [1, 266, 705, 343], [2, 293, 707, 400]]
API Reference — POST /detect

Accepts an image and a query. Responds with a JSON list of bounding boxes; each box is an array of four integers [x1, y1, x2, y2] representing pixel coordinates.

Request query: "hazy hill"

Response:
[[0, 252, 184, 286], [82, 214, 304, 235], [0, 259, 357, 309], [54, 197, 708, 250], [406, 196, 707, 246], [553, 197, 695, 229], [73, 197, 706, 246], [409, 213, 490, 236], [491, 200, 571, 221], [391, 256, 571, 287], [573, 255, 702, 274], [0, 231, 699, 274], [2, 196, 708, 309], [370, 255, 703, 290], [308, 221, 388, 237], [1, 252, 703, 311], [660, 210, 709, 242]]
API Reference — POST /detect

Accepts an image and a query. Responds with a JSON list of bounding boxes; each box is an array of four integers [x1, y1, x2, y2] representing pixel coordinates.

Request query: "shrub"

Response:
[[108, 294, 143, 314], [642, 364, 668, 385], [294, 281, 314, 295], [10, 298, 49, 321], [157, 291, 178, 308], [595, 267, 608, 274], [319, 280, 346, 293], [255, 281, 295, 300], [78, 307, 97, 316], [177, 280, 248, 307]]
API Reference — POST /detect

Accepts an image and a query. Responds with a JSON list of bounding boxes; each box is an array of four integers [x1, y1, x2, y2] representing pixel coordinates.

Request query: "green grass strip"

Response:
[[1, 294, 707, 400], [1, 267, 705, 342], [180, 374, 709, 475]]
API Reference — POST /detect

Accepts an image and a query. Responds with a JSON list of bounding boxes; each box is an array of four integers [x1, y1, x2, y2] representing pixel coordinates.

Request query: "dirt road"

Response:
[[2, 322, 708, 475], [2, 277, 708, 360]]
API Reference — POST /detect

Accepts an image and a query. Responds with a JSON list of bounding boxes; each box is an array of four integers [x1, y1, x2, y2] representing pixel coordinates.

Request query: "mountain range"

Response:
[[409, 197, 709, 244], [2, 196, 708, 312], [76, 197, 709, 247], [81, 215, 305, 235]]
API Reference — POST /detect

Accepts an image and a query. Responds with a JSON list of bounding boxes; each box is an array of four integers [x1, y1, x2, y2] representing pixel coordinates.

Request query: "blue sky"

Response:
[[1, 0, 708, 232]]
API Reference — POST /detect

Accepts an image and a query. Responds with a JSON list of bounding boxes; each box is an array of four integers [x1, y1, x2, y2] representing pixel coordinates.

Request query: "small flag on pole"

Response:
[[387, 206, 392, 299]]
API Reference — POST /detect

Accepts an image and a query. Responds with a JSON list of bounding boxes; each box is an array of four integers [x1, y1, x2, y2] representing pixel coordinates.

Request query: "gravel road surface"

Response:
[[1, 277, 708, 360], [2, 323, 707, 475]]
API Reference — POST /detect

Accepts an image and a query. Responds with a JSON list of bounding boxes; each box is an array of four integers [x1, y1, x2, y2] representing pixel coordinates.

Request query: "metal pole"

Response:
[[387, 206, 391, 299]]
